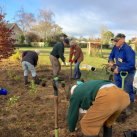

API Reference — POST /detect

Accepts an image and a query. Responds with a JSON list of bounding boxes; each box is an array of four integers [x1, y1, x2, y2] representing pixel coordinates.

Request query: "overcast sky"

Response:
[[1, 0, 137, 40]]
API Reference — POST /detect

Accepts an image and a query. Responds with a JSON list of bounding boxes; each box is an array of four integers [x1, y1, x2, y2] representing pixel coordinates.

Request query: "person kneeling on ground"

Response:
[[69, 40, 84, 79], [22, 49, 40, 85], [67, 80, 130, 137]]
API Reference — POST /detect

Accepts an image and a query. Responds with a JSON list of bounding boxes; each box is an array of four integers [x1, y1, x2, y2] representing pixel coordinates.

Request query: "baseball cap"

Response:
[[111, 33, 126, 41], [63, 39, 69, 44]]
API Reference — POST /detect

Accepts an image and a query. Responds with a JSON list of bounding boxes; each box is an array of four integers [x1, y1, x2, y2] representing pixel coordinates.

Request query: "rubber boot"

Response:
[[32, 76, 40, 85], [72, 71, 77, 79], [126, 102, 134, 117], [24, 76, 30, 85], [84, 135, 99, 137], [76, 72, 81, 79], [103, 125, 112, 137]]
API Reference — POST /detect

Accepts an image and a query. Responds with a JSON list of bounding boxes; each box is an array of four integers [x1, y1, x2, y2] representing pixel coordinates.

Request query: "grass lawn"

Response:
[[16, 47, 113, 81], [16, 47, 137, 82]]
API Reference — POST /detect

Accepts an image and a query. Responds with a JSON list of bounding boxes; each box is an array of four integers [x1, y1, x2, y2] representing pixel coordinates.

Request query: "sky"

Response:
[[1, 0, 137, 40]]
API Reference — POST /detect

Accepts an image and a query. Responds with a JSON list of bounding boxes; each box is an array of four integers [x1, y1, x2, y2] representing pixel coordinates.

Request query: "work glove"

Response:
[[71, 60, 74, 64], [69, 59, 72, 62]]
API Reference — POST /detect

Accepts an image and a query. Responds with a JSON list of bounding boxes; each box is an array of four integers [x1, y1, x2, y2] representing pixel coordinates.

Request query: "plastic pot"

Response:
[[81, 79, 84, 83], [42, 83, 46, 87], [61, 83, 65, 88]]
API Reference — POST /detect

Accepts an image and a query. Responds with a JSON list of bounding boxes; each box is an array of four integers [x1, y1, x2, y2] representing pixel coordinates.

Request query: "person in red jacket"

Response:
[[69, 40, 84, 79]]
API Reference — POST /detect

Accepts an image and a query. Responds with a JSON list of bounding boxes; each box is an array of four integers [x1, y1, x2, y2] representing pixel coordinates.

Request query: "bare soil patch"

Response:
[[0, 59, 137, 137]]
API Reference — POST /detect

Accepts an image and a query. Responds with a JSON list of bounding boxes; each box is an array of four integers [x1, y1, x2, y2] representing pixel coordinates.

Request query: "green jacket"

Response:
[[50, 42, 65, 62], [67, 80, 114, 132]]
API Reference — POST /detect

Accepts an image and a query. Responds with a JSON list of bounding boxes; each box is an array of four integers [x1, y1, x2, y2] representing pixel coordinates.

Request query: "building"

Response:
[[5, 23, 23, 44]]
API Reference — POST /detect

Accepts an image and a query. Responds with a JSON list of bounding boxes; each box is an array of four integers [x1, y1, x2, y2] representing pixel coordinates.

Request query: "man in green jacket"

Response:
[[49, 39, 69, 80], [67, 80, 130, 137]]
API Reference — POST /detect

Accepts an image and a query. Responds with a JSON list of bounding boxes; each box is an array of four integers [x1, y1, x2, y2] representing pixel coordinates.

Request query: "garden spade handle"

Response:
[[64, 65, 67, 75], [53, 79, 59, 137], [71, 63, 72, 78], [120, 71, 128, 90]]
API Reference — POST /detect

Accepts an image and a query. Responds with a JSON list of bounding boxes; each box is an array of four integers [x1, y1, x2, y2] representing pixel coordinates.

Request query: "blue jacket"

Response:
[[108, 42, 135, 74]]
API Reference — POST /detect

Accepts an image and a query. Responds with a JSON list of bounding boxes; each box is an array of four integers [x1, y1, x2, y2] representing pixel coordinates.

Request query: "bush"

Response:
[[79, 43, 87, 48], [126, 40, 132, 45], [14, 43, 32, 47], [18, 35, 25, 44], [22, 44, 32, 47], [102, 44, 109, 49]]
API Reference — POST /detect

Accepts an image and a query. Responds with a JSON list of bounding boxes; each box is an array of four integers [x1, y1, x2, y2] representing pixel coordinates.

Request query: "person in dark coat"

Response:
[[49, 39, 69, 80], [22, 49, 40, 85]]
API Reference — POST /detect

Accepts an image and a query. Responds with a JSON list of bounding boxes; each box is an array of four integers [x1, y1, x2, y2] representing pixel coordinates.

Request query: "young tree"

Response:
[[104, 31, 114, 44], [0, 7, 16, 62]]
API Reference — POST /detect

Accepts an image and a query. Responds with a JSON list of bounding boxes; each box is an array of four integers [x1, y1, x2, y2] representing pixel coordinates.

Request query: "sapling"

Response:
[[14, 75, 20, 81], [81, 77, 84, 83], [45, 66, 49, 70], [29, 80, 38, 97], [42, 78, 46, 82], [7, 70, 14, 78], [42, 78, 47, 87], [61, 81, 65, 88], [6, 95, 20, 111]]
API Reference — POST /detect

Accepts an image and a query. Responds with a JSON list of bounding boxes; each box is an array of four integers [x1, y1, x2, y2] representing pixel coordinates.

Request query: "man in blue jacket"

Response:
[[108, 33, 135, 117]]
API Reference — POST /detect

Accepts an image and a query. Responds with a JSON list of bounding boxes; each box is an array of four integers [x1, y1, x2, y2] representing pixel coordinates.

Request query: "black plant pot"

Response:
[[42, 83, 46, 87], [61, 83, 65, 88], [81, 79, 84, 83]]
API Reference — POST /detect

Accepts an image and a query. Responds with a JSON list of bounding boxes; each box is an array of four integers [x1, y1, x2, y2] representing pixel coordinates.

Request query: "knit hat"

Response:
[[63, 39, 69, 44]]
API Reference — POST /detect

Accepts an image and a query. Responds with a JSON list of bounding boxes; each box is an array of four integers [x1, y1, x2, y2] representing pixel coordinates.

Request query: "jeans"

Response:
[[22, 61, 36, 77], [74, 62, 81, 73], [114, 73, 134, 102]]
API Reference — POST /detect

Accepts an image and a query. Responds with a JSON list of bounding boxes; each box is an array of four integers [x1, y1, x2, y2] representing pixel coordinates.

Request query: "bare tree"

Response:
[[14, 6, 36, 37], [31, 6, 63, 40], [100, 24, 108, 43], [89, 34, 95, 41], [100, 24, 108, 55]]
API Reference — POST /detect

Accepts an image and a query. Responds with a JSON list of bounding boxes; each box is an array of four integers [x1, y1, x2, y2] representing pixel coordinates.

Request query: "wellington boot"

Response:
[[24, 76, 30, 85], [32, 76, 40, 85], [126, 102, 134, 117], [103, 125, 112, 137]]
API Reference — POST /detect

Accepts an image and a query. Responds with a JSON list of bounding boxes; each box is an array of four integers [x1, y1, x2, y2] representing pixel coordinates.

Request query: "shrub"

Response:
[[10, 49, 21, 61], [0, 9, 16, 62], [14, 43, 32, 47], [18, 35, 25, 44], [102, 44, 109, 49], [79, 43, 87, 48]]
